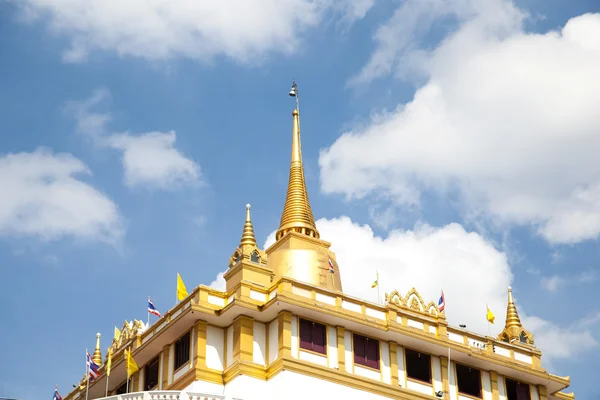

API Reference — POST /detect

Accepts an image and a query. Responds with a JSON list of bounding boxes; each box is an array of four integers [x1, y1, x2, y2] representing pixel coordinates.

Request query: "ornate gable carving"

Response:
[[385, 287, 441, 318]]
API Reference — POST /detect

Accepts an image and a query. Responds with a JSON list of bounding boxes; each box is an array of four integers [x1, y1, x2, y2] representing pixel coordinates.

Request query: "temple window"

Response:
[[506, 378, 531, 400], [144, 356, 160, 390], [174, 331, 191, 370], [251, 250, 260, 263], [353, 333, 380, 369], [456, 363, 482, 398], [520, 331, 528, 344], [405, 349, 431, 383], [115, 379, 132, 394], [299, 318, 326, 355]]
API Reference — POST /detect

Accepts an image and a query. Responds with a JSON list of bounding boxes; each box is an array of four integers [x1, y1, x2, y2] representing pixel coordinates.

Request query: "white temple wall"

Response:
[[268, 319, 278, 364], [206, 325, 224, 371], [497, 373, 507, 400], [225, 325, 233, 368], [327, 326, 338, 368], [432, 355, 443, 394], [253, 321, 266, 366], [482, 371, 492, 400]]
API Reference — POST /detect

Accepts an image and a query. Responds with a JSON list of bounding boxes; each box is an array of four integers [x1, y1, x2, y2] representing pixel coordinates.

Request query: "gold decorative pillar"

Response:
[[490, 371, 500, 400], [337, 326, 345, 370], [389, 342, 399, 385], [440, 356, 450, 400], [162, 344, 170, 389], [194, 321, 207, 369], [538, 385, 548, 400], [278, 311, 293, 359], [233, 315, 254, 363]]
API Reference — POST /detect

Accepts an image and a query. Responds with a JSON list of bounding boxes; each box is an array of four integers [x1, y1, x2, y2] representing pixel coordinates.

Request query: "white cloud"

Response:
[[541, 270, 597, 293], [209, 271, 226, 292], [541, 275, 564, 293], [321, 7, 600, 244], [107, 131, 200, 189], [17, 0, 372, 63], [257, 217, 598, 361], [68, 90, 202, 190], [0, 148, 122, 243]]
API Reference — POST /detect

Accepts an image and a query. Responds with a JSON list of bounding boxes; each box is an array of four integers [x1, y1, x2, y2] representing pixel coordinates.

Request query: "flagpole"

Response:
[[376, 271, 380, 304], [105, 372, 109, 397], [447, 347, 451, 400], [147, 297, 150, 327], [85, 349, 90, 400]]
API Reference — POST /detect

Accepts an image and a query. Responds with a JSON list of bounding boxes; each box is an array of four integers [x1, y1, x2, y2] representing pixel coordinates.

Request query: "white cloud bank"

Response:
[[68, 90, 201, 190], [322, 1, 600, 244], [17, 0, 373, 63], [211, 217, 598, 362], [0, 148, 122, 243]]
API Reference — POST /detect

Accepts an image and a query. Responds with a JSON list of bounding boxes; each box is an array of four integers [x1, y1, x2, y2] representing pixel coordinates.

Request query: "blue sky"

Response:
[[1, 0, 599, 398]]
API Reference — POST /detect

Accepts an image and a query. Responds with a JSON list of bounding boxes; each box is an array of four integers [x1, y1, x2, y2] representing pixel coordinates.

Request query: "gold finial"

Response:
[[497, 286, 534, 346], [276, 86, 319, 240], [93, 332, 103, 366], [240, 203, 257, 248], [505, 286, 522, 329]]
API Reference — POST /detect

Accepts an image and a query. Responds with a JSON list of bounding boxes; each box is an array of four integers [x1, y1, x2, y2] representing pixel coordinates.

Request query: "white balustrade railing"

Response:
[[95, 391, 226, 400]]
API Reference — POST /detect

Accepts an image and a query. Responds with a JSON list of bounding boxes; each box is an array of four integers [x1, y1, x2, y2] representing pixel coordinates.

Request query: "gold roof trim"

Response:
[[108, 319, 145, 355], [276, 108, 319, 241], [498, 286, 534, 346], [385, 287, 444, 318]]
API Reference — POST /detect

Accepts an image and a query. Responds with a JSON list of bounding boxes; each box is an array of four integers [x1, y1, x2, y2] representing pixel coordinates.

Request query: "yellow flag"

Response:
[[371, 271, 379, 288], [106, 348, 113, 377], [177, 272, 188, 301], [125, 348, 139, 378], [486, 304, 495, 324], [114, 326, 121, 342]]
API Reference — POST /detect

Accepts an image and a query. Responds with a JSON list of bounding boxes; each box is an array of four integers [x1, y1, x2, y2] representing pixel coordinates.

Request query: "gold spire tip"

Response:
[[240, 203, 257, 248], [93, 332, 103, 366]]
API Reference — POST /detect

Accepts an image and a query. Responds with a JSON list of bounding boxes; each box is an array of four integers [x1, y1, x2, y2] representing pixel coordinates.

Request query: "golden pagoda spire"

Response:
[[498, 286, 534, 345], [240, 204, 257, 248], [93, 332, 103, 366], [505, 286, 522, 329], [276, 81, 319, 240]]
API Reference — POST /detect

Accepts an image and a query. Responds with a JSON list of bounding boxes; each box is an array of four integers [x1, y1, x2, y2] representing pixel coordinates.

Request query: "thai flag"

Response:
[[86, 351, 100, 381], [148, 297, 162, 317], [328, 257, 335, 273], [53, 385, 63, 400], [438, 290, 445, 312]]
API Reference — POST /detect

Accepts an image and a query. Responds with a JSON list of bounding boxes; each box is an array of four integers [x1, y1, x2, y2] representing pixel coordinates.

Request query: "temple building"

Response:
[[62, 84, 574, 400]]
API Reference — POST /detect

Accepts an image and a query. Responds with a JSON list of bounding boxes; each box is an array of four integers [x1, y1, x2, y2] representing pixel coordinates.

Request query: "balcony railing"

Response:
[[95, 391, 229, 400]]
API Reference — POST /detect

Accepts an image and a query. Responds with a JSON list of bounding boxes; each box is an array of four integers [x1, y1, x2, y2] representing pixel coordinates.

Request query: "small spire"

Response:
[[240, 204, 257, 248], [498, 286, 534, 345], [505, 286, 523, 329], [276, 85, 319, 241], [93, 332, 103, 366]]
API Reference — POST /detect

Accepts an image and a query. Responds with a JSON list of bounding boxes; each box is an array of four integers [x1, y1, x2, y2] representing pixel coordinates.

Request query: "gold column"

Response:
[[538, 385, 548, 400], [162, 344, 170, 389], [194, 321, 207, 368], [233, 315, 254, 363], [490, 371, 500, 400], [440, 356, 450, 400], [336, 326, 345, 370], [389, 342, 399, 385], [278, 311, 292, 359]]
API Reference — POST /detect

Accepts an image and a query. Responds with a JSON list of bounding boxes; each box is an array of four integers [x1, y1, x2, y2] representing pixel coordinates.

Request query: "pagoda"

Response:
[[61, 83, 574, 400]]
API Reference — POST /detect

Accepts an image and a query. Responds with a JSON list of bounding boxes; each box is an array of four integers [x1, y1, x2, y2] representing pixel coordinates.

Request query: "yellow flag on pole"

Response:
[[125, 348, 139, 378], [106, 348, 113, 377], [177, 272, 189, 301], [371, 271, 379, 288], [486, 304, 495, 324]]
